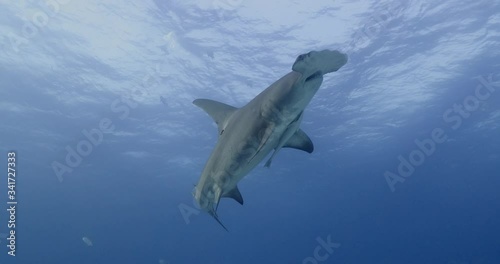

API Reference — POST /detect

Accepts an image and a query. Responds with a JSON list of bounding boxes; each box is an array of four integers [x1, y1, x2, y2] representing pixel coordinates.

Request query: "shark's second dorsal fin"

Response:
[[222, 185, 244, 205], [193, 99, 238, 135], [283, 129, 314, 153]]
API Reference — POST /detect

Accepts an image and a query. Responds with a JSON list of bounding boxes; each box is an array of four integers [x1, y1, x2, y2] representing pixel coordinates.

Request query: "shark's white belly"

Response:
[[202, 109, 294, 193]]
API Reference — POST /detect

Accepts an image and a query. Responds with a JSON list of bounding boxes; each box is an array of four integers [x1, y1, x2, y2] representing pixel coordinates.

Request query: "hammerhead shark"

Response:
[[192, 50, 348, 230]]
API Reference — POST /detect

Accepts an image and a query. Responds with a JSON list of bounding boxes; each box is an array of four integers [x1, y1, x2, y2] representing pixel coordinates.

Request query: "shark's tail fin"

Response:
[[208, 210, 228, 232]]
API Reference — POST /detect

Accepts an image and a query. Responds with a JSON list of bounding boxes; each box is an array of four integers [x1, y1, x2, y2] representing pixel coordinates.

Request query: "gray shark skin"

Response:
[[192, 50, 348, 230]]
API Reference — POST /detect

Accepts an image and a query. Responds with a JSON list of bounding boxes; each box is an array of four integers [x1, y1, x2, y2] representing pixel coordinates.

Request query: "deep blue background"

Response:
[[1, 0, 499, 263]]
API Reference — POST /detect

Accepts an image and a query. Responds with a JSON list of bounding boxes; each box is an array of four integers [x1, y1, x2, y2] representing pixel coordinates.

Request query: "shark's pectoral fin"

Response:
[[222, 185, 244, 205], [283, 129, 314, 153], [264, 129, 313, 168], [193, 99, 238, 135]]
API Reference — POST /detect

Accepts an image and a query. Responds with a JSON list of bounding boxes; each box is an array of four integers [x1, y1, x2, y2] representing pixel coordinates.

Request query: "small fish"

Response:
[[82, 236, 93, 246]]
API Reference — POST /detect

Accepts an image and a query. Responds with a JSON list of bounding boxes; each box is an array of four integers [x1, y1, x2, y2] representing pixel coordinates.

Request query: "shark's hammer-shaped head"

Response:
[[292, 50, 348, 75], [276, 50, 348, 113]]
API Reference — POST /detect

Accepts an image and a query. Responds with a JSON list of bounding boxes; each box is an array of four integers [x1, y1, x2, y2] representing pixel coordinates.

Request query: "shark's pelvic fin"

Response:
[[283, 129, 314, 153], [248, 125, 275, 164], [222, 185, 244, 205], [193, 99, 238, 135], [264, 112, 306, 168], [264, 156, 274, 168]]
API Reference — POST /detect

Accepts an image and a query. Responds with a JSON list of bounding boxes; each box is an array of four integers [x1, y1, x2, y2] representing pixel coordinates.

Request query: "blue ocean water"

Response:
[[1, 0, 499, 263]]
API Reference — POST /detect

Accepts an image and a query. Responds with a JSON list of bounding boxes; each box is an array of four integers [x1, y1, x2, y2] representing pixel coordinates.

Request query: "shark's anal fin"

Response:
[[222, 185, 244, 205], [193, 99, 238, 135], [283, 129, 314, 153]]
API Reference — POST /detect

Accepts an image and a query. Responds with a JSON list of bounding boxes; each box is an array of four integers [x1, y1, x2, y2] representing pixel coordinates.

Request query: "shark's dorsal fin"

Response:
[[283, 129, 314, 153], [222, 185, 244, 205], [193, 99, 238, 135]]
